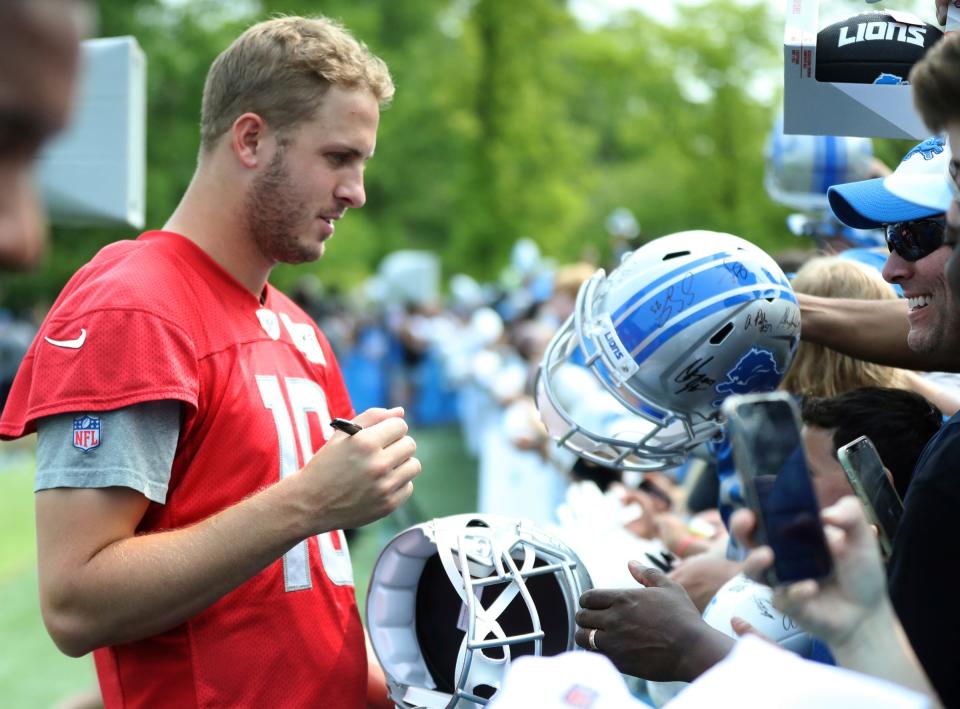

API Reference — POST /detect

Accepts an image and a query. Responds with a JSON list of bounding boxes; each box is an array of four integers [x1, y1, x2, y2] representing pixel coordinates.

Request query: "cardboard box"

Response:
[[783, 0, 930, 139]]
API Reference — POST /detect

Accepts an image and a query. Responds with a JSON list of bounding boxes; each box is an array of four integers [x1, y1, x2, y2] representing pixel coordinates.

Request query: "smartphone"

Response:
[[722, 392, 833, 585], [837, 436, 903, 559]]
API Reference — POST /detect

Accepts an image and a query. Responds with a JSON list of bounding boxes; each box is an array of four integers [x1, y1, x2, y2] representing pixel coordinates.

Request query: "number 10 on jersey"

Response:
[[256, 374, 354, 590]]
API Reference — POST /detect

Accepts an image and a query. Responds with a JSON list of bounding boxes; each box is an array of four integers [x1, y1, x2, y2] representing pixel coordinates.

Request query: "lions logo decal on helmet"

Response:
[[536, 230, 799, 471], [713, 347, 785, 406]]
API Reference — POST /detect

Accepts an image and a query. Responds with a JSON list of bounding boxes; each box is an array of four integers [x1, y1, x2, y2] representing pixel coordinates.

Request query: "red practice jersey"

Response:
[[1, 231, 366, 708]]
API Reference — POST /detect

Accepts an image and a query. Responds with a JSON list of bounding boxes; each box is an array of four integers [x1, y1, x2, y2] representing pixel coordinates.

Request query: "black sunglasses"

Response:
[[884, 218, 945, 262]]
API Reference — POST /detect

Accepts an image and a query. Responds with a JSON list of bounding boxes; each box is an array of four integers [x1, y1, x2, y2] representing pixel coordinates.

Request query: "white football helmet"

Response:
[[764, 118, 875, 212], [536, 231, 800, 471], [367, 515, 592, 708]]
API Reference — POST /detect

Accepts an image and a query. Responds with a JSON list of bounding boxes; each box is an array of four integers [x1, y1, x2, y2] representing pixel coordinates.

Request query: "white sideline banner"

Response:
[[39, 36, 146, 229]]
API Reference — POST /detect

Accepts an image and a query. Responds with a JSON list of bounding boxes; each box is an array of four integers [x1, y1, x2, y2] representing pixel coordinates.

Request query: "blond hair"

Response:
[[200, 15, 394, 152], [781, 257, 907, 398], [553, 262, 596, 299]]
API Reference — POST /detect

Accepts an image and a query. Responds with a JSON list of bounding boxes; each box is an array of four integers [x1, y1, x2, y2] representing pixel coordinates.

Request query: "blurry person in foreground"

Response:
[[0, 0, 87, 269]]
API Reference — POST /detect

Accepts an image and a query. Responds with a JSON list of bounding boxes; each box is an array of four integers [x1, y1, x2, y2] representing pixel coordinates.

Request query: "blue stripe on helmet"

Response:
[[811, 135, 823, 195], [630, 288, 796, 367], [612, 251, 738, 324], [761, 266, 792, 290], [835, 136, 847, 190], [820, 135, 837, 195], [613, 260, 789, 352]]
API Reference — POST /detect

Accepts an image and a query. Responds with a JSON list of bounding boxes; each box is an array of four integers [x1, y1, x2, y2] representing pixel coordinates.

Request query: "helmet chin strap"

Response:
[[433, 524, 543, 705]]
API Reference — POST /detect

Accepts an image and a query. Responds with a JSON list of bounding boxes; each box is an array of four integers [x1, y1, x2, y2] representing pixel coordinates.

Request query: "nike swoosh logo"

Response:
[[44, 329, 87, 349]]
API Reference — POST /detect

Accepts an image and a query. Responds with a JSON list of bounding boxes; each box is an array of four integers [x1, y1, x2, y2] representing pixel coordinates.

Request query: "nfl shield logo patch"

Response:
[[73, 415, 101, 452]]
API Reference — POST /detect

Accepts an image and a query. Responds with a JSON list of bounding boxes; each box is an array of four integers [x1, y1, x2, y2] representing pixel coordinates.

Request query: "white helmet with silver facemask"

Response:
[[367, 515, 592, 708], [536, 230, 800, 471]]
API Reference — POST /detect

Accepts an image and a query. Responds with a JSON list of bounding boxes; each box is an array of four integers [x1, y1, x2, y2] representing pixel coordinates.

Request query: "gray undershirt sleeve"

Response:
[[35, 400, 181, 504]]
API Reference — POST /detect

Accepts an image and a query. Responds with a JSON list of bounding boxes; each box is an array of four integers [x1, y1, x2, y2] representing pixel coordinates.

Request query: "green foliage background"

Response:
[[0, 0, 925, 310]]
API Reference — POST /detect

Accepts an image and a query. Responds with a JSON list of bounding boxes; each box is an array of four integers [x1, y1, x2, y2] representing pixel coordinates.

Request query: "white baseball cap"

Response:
[[884, 137, 953, 212], [488, 651, 646, 709], [828, 137, 951, 228]]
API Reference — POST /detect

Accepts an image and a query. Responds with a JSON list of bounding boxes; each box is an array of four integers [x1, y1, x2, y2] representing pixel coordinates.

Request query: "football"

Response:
[[815, 10, 943, 84], [701, 574, 813, 657]]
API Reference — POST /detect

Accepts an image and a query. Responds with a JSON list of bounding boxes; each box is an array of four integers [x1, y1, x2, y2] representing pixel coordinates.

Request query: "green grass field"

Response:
[[0, 425, 476, 708]]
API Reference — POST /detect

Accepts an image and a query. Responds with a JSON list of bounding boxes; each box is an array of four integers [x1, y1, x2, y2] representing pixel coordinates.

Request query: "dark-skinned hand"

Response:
[[574, 561, 734, 682]]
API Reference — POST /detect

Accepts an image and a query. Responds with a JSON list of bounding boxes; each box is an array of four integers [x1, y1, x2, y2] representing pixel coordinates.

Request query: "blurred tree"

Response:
[[560, 0, 789, 262], [445, 0, 594, 277], [4, 0, 913, 312]]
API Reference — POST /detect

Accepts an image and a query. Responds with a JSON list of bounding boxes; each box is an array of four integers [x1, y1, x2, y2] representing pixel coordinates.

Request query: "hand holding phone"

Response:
[[722, 392, 833, 586], [837, 435, 903, 559]]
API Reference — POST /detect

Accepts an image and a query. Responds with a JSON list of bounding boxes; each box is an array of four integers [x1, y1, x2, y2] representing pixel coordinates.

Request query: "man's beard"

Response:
[[907, 299, 960, 357], [244, 149, 316, 265], [947, 247, 960, 308]]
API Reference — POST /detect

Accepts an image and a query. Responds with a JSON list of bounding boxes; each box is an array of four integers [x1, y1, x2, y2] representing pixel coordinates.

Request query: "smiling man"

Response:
[[828, 137, 960, 357], [796, 140, 960, 375], [790, 136, 960, 705], [0, 16, 418, 708]]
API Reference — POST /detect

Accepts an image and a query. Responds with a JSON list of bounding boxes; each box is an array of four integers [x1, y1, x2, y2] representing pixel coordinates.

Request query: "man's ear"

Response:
[[230, 112, 269, 169]]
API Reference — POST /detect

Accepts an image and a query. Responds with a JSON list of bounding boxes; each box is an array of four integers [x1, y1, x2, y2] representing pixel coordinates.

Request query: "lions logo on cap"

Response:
[[903, 136, 945, 162]]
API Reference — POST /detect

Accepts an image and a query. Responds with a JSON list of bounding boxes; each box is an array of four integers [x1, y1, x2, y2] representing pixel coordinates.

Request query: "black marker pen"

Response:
[[330, 418, 363, 436]]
